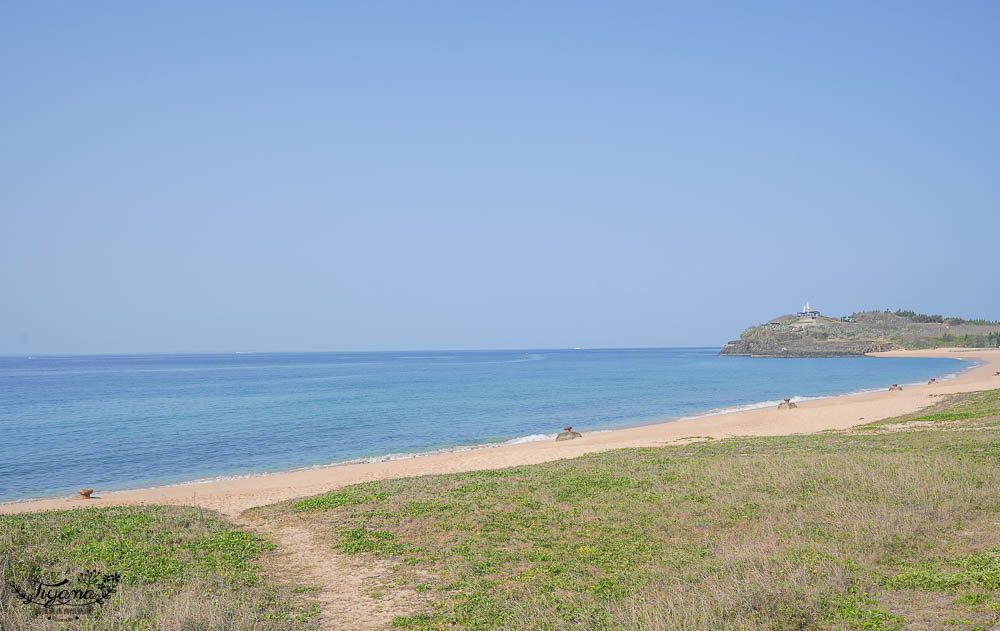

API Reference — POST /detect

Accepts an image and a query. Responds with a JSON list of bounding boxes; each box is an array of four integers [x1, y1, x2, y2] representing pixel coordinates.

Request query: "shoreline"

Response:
[[4, 348, 998, 517], [2, 354, 979, 504], [17, 362, 967, 504]]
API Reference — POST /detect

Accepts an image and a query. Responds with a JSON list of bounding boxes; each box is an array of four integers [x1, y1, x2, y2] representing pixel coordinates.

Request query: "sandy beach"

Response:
[[4, 348, 998, 518]]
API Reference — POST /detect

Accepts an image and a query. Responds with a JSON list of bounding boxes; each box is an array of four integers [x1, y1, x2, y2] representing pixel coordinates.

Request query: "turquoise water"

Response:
[[0, 348, 970, 502]]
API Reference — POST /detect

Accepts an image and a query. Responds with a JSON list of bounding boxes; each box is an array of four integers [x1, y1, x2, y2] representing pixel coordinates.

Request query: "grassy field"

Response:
[[3, 389, 1000, 630], [253, 388, 1000, 630], [0, 505, 319, 630]]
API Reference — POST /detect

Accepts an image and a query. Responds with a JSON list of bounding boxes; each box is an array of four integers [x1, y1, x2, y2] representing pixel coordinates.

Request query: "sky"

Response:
[[2, 1, 999, 354]]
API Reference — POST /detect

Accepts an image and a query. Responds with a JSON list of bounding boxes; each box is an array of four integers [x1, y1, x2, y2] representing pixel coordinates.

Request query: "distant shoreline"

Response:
[[3, 348, 998, 517]]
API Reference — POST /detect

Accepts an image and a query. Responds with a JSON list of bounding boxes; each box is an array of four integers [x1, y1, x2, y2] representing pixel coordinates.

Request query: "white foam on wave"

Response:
[[503, 433, 556, 444]]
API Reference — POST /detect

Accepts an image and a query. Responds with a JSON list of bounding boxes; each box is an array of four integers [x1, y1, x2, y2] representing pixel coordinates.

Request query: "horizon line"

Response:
[[0, 345, 727, 359]]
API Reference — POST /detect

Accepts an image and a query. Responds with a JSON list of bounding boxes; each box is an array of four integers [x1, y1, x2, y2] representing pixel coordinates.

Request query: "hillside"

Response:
[[720, 309, 1000, 357]]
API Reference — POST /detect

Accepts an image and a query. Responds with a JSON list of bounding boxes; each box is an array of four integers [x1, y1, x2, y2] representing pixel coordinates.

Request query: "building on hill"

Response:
[[797, 302, 820, 319]]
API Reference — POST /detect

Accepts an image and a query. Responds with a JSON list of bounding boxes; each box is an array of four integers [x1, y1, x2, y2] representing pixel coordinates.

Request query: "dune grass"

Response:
[[255, 389, 1000, 630], [855, 388, 1000, 429], [0, 505, 318, 631]]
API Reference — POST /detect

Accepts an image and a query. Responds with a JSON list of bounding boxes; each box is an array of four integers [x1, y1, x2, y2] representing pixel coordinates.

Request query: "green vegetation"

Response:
[[893, 309, 947, 323], [893, 309, 1000, 327], [856, 388, 1000, 429], [259, 389, 1000, 630], [886, 309, 1000, 347], [0, 506, 317, 631], [886, 549, 1000, 592], [924, 332, 1000, 349]]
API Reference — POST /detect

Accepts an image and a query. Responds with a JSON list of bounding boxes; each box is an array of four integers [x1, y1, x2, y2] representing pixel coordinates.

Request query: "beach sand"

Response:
[[4, 348, 998, 518]]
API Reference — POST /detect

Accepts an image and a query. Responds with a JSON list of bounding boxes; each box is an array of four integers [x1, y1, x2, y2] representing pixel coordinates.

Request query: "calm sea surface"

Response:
[[0, 348, 970, 502]]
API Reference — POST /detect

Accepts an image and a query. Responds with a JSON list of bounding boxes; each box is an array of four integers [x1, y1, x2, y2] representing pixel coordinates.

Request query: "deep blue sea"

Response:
[[0, 348, 971, 502]]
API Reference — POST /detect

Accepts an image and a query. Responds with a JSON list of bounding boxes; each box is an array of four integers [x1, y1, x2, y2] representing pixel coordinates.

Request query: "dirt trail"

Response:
[[238, 515, 426, 630]]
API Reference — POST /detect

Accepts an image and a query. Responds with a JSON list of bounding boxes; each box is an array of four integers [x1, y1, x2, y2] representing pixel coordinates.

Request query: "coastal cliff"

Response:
[[720, 310, 1000, 357]]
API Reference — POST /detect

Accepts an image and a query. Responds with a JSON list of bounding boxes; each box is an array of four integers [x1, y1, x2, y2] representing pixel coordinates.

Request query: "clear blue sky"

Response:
[[2, 2, 998, 354]]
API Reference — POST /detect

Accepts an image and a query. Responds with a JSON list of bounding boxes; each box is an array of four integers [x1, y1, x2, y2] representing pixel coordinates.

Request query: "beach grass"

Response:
[[0, 505, 318, 631], [854, 387, 1000, 429], [254, 389, 1000, 630]]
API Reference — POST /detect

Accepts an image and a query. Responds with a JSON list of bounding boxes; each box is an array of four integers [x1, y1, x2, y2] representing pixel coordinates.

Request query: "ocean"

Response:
[[0, 348, 970, 503]]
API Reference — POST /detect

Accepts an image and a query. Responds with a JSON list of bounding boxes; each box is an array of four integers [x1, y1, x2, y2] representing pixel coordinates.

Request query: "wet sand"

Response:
[[4, 348, 998, 517]]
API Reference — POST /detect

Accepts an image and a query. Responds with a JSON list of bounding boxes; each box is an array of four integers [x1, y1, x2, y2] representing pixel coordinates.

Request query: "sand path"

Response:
[[237, 511, 425, 631]]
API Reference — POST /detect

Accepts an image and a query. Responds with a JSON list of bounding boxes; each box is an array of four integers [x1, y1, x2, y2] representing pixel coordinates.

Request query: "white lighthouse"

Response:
[[797, 302, 820, 318]]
